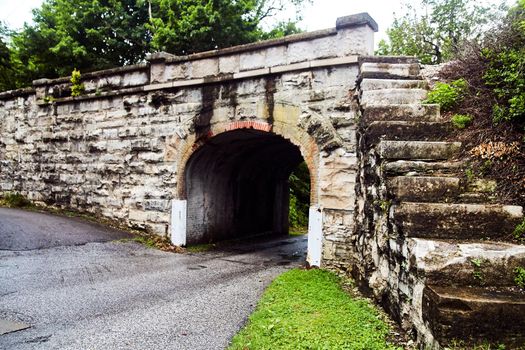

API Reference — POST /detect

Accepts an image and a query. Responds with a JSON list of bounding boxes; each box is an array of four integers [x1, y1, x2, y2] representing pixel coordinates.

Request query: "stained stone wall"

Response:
[[0, 13, 377, 267]]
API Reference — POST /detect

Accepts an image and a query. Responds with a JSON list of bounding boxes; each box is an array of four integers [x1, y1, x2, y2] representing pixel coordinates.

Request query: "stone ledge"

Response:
[[32, 64, 150, 87], [148, 28, 338, 64], [41, 55, 359, 105], [0, 87, 36, 100]]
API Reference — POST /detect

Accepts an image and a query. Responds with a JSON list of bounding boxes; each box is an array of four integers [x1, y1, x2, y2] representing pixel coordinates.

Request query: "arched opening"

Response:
[[184, 129, 310, 245]]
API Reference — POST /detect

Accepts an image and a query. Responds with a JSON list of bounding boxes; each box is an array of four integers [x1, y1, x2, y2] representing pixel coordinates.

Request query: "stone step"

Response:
[[378, 140, 461, 161], [360, 88, 428, 107], [383, 160, 465, 176], [457, 192, 496, 204], [359, 55, 420, 65], [360, 78, 428, 91], [361, 104, 442, 123], [360, 62, 421, 80], [423, 285, 525, 347], [364, 121, 451, 146], [411, 238, 525, 287], [393, 202, 523, 240], [387, 176, 462, 202]]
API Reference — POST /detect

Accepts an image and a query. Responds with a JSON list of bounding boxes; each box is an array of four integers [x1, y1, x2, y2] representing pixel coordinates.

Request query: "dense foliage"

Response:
[[482, 0, 525, 124], [0, 23, 15, 91], [377, 0, 503, 64], [0, 0, 308, 90], [9, 0, 151, 87], [148, 0, 305, 54], [288, 162, 310, 230]]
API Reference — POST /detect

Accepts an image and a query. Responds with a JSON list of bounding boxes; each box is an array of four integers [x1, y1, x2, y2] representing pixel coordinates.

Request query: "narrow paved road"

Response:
[[0, 208, 307, 350]]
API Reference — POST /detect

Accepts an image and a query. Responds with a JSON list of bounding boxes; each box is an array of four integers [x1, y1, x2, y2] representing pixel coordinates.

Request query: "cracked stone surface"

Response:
[[0, 208, 307, 350]]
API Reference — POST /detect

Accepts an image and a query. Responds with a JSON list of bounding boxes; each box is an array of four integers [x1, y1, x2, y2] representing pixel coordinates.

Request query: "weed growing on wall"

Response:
[[514, 218, 525, 241], [70, 68, 85, 97], [515, 266, 525, 289]]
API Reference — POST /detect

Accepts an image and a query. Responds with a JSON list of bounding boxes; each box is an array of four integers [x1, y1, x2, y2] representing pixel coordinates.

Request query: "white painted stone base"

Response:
[[171, 199, 187, 246], [307, 206, 323, 267]]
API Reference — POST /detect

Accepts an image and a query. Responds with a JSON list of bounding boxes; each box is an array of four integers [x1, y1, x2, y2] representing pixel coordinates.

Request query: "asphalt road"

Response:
[[0, 208, 307, 350]]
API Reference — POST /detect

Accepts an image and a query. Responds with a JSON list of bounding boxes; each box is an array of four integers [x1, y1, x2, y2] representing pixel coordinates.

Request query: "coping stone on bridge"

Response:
[[336, 12, 378, 32]]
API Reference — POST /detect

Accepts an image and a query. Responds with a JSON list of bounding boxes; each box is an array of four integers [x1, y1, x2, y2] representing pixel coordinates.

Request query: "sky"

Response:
[[0, 0, 515, 44]]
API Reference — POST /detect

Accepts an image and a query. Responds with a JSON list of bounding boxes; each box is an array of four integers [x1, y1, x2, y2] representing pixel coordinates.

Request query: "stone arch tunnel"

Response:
[[183, 129, 307, 245]]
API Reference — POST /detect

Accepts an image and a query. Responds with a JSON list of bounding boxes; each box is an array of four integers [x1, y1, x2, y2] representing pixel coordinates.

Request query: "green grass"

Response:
[[289, 226, 307, 236], [228, 269, 401, 350], [186, 243, 216, 252]]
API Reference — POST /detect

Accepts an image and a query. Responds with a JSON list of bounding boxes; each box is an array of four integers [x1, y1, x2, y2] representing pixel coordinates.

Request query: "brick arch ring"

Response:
[[173, 119, 320, 204]]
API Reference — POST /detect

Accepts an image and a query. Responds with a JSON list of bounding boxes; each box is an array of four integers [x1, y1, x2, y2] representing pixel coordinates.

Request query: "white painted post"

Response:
[[307, 206, 323, 267], [171, 199, 187, 246]]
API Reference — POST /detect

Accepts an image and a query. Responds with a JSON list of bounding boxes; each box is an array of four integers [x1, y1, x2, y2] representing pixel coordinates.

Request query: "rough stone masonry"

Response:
[[1, 12, 524, 349], [0, 13, 376, 268]]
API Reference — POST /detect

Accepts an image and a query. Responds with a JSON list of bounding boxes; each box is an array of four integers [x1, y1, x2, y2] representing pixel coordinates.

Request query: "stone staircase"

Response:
[[356, 56, 525, 348]]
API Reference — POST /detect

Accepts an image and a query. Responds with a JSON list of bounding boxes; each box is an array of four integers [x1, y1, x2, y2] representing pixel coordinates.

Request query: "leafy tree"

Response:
[[377, 0, 504, 64], [147, 0, 307, 54], [9, 0, 150, 86], [0, 23, 15, 91], [259, 20, 302, 40]]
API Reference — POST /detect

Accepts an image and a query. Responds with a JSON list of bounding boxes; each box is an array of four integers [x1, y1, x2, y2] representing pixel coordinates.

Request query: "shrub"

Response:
[[515, 266, 525, 289], [482, 1, 525, 124], [514, 218, 525, 241], [1, 192, 31, 208], [70, 68, 85, 97], [483, 48, 525, 124], [424, 79, 468, 111], [451, 114, 473, 129]]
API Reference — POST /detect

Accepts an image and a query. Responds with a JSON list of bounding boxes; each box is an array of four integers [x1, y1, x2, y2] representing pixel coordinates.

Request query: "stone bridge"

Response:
[[1, 12, 524, 349]]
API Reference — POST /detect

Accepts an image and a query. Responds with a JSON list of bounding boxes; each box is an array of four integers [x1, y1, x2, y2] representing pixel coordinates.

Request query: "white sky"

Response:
[[0, 0, 514, 44]]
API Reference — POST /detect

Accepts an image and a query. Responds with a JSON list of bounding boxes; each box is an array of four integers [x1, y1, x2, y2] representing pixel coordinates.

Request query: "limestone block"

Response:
[[106, 140, 130, 152], [379, 141, 462, 161], [146, 223, 168, 236], [150, 62, 167, 84], [394, 203, 523, 240], [191, 58, 219, 78], [122, 71, 149, 87], [360, 88, 428, 107], [323, 209, 354, 227], [266, 46, 287, 67], [337, 26, 374, 56], [319, 167, 356, 210], [219, 55, 240, 74], [240, 50, 267, 71], [138, 152, 164, 163], [165, 63, 188, 81]]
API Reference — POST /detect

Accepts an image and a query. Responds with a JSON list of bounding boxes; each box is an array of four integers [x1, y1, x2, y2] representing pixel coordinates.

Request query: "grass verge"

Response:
[[186, 243, 217, 253], [228, 268, 401, 350]]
